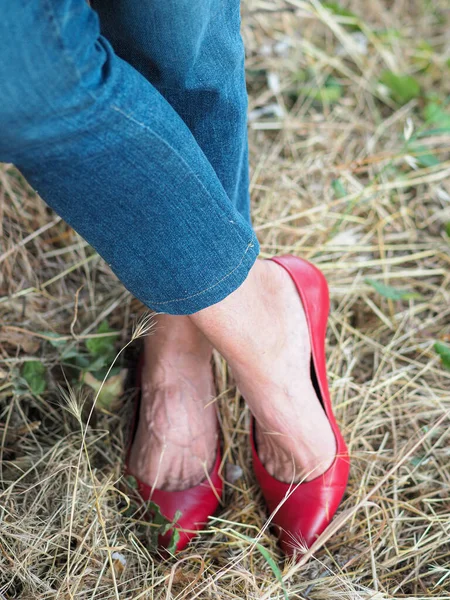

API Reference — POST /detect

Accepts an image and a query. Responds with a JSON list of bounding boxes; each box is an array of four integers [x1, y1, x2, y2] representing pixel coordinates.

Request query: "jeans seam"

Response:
[[148, 234, 258, 307], [34, 2, 250, 251], [109, 104, 250, 246]]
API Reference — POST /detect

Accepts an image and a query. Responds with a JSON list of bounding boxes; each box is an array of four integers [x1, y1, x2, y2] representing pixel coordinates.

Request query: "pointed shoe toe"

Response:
[[252, 427, 348, 556], [251, 255, 350, 557], [131, 444, 223, 552]]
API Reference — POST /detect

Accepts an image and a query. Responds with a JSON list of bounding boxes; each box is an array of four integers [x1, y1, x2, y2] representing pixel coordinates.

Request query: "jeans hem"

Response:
[[146, 233, 259, 315]]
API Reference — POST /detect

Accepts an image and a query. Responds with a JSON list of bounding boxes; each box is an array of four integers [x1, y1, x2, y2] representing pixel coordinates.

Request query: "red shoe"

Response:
[[251, 255, 350, 556], [125, 354, 223, 552]]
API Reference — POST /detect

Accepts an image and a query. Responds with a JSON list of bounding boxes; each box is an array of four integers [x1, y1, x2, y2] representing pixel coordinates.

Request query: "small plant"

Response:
[[42, 320, 123, 410], [379, 71, 421, 105], [323, 2, 362, 31], [434, 342, 450, 371], [21, 360, 47, 395], [365, 279, 423, 301], [124, 476, 181, 554], [147, 501, 181, 554]]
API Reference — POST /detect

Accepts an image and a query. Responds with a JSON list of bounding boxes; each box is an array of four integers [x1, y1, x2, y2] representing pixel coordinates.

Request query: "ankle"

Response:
[[145, 314, 213, 360], [189, 260, 284, 362]]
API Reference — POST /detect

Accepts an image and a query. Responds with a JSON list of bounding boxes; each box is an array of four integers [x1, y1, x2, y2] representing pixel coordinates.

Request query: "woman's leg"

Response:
[[0, 0, 257, 489], [91, 1, 337, 487], [88, 0, 253, 490]]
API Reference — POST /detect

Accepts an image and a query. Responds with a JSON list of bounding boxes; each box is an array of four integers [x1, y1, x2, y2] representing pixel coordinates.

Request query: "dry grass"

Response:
[[1, 0, 450, 598]]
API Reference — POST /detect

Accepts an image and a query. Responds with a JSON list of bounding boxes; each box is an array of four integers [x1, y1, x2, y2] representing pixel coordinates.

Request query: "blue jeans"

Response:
[[0, 0, 259, 315]]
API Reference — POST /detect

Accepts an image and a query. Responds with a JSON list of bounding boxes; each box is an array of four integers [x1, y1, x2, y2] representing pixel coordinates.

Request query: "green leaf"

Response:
[[417, 127, 450, 137], [22, 360, 47, 395], [410, 144, 440, 168], [40, 332, 67, 348], [331, 178, 347, 198], [434, 342, 450, 370], [148, 501, 167, 527], [292, 69, 308, 83], [445, 222, 450, 238], [166, 529, 180, 554], [83, 370, 125, 411], [365, 279, 423, 301], [86, 355, 108, 373], [423, 102, 450, 128], [410, 454, 426, 467], [60, 347, 84, 360], [323, 2, 357, 18], [323, 2, 361, 31], [146, 501, 183, 550], [256, 545, 288, 599], [302, 82, 343, 104], [90, 366, 122, 381], [380, 71, 421, 104], [232, 531, 289, 600], [375, 28, 402, 42], [85, 320, 119, 360], [70, 353, 91, 370], [412, 41, 434, 72], [126, 475, 138, 490]]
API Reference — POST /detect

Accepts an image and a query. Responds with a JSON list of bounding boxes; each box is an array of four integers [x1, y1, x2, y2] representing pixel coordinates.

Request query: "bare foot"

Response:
[[190, 258, 336, 483], [128, 314, 218, 491]]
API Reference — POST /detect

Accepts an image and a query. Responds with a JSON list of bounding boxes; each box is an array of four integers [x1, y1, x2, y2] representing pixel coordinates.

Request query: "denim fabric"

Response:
[[0, 0, 259, 315]]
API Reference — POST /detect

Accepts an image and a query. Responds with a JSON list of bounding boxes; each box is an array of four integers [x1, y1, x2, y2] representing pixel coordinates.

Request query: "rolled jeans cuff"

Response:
[[141, 232, 259, 315]]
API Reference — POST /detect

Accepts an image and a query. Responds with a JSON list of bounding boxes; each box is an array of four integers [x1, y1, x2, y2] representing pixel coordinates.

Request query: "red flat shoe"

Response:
[[125, 354, 223, 553], [251, 255, 350, 556]]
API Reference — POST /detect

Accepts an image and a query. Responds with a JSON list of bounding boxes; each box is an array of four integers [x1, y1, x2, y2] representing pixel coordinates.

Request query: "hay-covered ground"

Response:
[[1, 0, 450, 598]]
